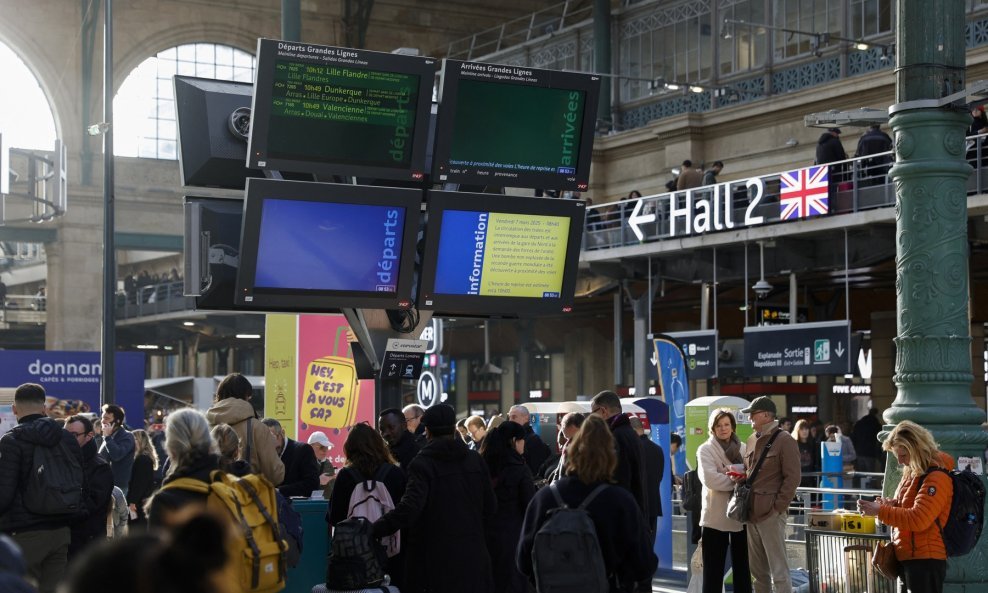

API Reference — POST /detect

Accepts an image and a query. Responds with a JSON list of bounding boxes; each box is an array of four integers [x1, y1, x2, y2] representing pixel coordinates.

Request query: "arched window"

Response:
[[114, 42, 255, 159], [0, 41, 57, 151]]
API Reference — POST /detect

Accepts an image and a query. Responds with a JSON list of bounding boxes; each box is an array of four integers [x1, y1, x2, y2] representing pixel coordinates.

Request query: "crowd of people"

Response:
[[0, 382, 663, 593], [0, 376, 956, 593], [121, 268, 183, 305]]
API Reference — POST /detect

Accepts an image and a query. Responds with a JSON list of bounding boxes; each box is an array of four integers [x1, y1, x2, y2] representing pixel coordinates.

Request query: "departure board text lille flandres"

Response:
[[273, 61, 416, 123]]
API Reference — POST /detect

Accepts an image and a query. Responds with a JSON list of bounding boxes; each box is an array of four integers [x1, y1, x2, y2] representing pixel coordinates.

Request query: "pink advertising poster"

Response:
[[295, 314, 376, 467]]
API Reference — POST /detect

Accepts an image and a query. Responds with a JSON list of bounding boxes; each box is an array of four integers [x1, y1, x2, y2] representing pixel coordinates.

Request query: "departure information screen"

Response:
[[264, 59, 420, 167]]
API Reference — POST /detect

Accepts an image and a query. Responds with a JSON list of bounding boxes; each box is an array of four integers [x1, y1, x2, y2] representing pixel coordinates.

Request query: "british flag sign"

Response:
[[779, 166, 829, 220]]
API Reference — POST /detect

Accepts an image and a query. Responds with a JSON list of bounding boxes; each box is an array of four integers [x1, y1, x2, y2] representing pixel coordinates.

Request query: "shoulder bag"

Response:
[[727, 428, 783, 523], [872, 540, 900, 581]]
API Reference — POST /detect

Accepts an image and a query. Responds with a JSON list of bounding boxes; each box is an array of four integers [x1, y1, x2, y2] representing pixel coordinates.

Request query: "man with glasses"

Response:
[[379, 408, 421, 472], [403, 404, 427, 446], [65, 414, 113, 559], [734, 396, 800, 593]]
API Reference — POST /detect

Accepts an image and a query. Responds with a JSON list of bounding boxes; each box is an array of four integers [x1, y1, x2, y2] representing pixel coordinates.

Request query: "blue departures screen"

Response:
[[254, 199, 405, 292]]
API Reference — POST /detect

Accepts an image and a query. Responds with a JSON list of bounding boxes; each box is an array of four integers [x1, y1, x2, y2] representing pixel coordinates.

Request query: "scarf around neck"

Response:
[[717, 433, 743, 464]]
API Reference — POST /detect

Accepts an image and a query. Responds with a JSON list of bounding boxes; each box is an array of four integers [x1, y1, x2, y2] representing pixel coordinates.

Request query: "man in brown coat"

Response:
[[736, 396, 800, 593], [676, 160, 703, 190]]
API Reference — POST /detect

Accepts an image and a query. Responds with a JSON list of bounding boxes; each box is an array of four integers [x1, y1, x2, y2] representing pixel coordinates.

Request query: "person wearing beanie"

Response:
[[373, 404, 497, 593]]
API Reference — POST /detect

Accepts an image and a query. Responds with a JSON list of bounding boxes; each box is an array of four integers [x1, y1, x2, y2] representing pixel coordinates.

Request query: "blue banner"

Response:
[[653, 337, 688, 478], [0, 351, 145, 426]]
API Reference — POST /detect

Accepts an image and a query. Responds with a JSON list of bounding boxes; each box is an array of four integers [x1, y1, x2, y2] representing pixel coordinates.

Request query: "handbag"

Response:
[[727, 429, 783, 523], [872, 540, 900, 581]]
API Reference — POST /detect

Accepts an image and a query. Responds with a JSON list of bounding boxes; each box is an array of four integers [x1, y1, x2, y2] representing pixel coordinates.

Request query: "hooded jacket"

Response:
[[205, 398, 284, 485], [879, 453, 954, 561], [373, 437, 497, 593], [0, 414, 84, 533]]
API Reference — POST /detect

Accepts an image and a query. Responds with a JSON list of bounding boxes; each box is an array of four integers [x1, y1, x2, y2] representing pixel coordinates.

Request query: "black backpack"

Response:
[[326, 516, 388, 590], [15, 431, 84, 516], [532, 483, 610, 593], [919, 467, 986, 557], [681, 469, 702, 514]]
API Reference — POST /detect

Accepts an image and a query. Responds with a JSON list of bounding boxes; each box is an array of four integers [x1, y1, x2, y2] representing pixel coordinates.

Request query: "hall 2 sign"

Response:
[[628, 177, 771, 240]]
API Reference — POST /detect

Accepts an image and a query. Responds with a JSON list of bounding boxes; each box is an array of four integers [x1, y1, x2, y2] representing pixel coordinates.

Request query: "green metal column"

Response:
[[888, 2, 988, 587]]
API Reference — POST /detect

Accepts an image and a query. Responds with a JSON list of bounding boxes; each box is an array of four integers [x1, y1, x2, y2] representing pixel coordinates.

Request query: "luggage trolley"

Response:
[[805, 529, 896, 593]]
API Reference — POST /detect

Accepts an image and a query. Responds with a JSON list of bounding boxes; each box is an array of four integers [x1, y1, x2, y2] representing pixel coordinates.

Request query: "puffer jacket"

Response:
[[878, 453, 954, 561], [205, 398, 284, 485], [0, 414, 84, 533]]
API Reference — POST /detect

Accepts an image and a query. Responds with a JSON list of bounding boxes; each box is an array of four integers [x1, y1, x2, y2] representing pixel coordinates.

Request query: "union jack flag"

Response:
[[779, 166, 829, 220]]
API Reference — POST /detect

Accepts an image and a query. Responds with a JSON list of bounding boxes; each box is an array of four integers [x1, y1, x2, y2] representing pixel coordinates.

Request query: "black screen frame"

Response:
[[247, 39, 437, 182], [417, 190, 586, 318], [175, 75, 264, 189], [235, 178, 422, 312], [431, 60, 600, 192], [183, 195, 247, 311]]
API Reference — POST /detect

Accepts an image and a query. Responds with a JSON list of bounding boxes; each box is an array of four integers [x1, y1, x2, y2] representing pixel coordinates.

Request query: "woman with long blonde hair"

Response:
[[127, 428, 159, 529], [516, 415, 657, 591], [858, 420, 953, 593]]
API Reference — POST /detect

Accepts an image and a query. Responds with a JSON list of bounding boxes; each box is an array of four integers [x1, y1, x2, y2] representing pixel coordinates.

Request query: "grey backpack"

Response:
[[532, 483, 610, 593]]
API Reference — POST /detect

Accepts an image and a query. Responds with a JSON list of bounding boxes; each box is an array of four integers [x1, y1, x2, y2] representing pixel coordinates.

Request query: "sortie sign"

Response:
[[743, 320, 853, 377]]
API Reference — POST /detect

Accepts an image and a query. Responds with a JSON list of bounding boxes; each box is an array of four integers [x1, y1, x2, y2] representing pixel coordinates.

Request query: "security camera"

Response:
[[752, 279, 773, 298]]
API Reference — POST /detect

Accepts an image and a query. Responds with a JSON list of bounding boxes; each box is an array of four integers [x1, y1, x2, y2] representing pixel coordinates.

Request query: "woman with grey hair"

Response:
[[144, 408, 218, 528]]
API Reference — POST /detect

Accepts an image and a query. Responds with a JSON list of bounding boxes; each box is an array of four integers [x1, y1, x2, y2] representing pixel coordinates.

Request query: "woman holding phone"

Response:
[[857, 420, 953, 593], [696, 408, 751, 593]]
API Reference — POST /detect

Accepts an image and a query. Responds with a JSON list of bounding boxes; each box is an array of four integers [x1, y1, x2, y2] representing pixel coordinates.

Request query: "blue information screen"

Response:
[[254, 198, 406, 293]]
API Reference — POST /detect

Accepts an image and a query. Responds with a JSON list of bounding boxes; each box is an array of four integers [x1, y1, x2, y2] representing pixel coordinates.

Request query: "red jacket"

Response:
[[878, 452, 954, 561]]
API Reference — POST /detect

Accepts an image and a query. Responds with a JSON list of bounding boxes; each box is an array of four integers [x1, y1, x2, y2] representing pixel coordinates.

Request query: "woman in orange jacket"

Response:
[[858, 420, 953, 593]]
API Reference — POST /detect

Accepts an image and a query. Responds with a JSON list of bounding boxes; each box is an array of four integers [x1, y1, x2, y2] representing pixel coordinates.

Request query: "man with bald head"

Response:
[[507, 405, 550, 475]]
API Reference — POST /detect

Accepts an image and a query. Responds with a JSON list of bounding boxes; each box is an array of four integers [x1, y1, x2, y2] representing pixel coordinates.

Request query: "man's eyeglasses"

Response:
[[67, 430, 88, 438]]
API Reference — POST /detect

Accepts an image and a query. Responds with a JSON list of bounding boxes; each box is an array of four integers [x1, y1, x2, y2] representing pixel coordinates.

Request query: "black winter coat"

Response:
[[145, 455, 219, 528], [815, 132, 847, 165], [0, 414, 84, 533], [327, 463, 407, 588], [127, 453, 156, 524], [490, 455, 536, 593], [373, 437, 497, 593], [388, 430, 421, 473], [516, 476, 657, 592], [69, 438, 114, 558], [522, 425, 551, 477], [608, 414, 647, 514], [639, 434, 664, 522], [278, 438, 320, 498]]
